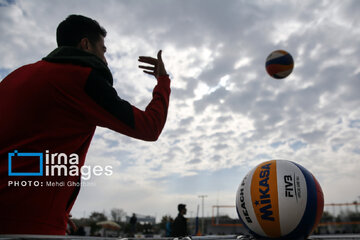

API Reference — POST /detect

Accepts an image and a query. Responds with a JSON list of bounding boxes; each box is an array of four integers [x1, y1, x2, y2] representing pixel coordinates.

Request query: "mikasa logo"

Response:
[[258, 163, 275, 221]]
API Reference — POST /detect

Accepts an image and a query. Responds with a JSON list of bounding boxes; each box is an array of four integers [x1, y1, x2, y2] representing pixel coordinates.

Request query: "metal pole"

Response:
[[198, 195, 208, 235]]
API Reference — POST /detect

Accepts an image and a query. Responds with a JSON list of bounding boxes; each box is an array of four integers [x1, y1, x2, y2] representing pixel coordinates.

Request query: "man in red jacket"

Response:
[[0, 15, 171, 234]]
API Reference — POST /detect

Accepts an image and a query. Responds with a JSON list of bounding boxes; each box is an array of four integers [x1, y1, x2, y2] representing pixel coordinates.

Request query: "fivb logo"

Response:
[[8, 150, 112, 179]]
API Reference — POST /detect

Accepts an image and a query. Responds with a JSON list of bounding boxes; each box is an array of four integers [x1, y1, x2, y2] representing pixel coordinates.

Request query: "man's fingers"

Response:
[[139, 50, 166, 77], [143, 70, 155, 76], [138, 56, 157, 60], [138, 56, 157, 65], [157, 50, 163, 63], [139, 65, 155, 71]]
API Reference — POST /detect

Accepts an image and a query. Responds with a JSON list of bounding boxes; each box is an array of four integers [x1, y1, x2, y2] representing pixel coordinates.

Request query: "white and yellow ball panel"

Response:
[[236, 167, 266, 237], [276, 160, 307, 236]]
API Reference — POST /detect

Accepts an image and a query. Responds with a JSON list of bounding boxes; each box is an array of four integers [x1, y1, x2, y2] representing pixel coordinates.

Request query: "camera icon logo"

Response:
[[8, 150, 43, 176]]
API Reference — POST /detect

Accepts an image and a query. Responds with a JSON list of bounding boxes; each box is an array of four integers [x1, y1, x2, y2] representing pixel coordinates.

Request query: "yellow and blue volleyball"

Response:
[[236, 160, 324, 240], [265, 50, 294, 79]]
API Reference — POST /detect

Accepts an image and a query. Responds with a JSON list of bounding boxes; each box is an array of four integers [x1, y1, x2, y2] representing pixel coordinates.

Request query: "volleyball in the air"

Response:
[[236, 160, 324, 240], [265, 50, 294, 79]]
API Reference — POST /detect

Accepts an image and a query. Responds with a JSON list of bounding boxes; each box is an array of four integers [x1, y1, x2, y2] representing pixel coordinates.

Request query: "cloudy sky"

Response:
[[1, 0, 360, 221]]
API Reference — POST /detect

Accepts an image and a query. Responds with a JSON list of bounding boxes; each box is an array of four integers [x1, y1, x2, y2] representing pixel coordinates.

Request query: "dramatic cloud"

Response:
[[1, 0, 360, 220]]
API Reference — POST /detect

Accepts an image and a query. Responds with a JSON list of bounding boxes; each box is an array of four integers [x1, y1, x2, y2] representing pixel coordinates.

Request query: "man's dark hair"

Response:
[[56, 15, 107, 47], [178, 204, 186, 212]]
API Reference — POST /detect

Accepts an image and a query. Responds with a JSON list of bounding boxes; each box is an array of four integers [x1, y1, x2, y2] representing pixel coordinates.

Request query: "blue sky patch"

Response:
[[349, 120, 360, 129], [290, 141, 307, 151], [270, 141, 285, 149]]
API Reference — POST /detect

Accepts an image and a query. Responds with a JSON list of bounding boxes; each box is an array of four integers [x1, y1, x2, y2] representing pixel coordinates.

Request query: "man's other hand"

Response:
[[138, 50, 168, 78]]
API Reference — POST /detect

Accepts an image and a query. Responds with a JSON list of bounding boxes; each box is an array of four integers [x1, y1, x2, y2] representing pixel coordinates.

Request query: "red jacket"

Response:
[[0, 47, 170, 234]]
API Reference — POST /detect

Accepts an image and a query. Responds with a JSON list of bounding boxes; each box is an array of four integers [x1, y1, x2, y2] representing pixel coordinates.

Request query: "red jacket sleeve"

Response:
[[130, 76, 171, 140], [81, 69, 171, 141]]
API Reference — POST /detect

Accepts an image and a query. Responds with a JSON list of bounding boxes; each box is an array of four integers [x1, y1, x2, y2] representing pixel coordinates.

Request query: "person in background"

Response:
[[165, 216, 173, 237], [129, 213, 137, 236], [172, 204, 188, 237]]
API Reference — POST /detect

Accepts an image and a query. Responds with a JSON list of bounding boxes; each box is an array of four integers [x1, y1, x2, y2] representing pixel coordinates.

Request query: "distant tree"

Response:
[[348, 210, 360, 233], [348, 211, 360, 221], [320, 211, 334, 223], [353, 201, 359, 213], [89, 211, 107, 222], [89, 211, 108, 235], [111, 208, 126, 223]]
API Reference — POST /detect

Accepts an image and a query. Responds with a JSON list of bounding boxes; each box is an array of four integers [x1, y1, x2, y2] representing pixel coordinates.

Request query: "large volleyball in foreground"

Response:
[[265, 50, 294, 79], [236, 160, 324, 240]]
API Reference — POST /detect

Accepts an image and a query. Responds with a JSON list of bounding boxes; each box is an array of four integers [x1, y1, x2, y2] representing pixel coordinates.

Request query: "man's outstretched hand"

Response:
[[138, 50, 168, 78]]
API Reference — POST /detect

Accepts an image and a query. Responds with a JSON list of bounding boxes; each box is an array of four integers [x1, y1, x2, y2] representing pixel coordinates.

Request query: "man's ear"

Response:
[[78, 38, 91, 51]]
